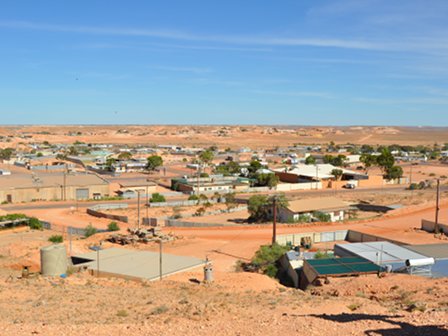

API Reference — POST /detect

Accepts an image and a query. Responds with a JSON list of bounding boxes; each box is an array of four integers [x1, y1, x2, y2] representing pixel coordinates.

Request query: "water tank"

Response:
[[40, 244, 68, 276], [405, 258, 435, 267]]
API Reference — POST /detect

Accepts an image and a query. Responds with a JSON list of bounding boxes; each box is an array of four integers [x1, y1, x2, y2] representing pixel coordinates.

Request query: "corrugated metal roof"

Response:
[[0, 173, 108, 189], [287, 197, 350, 213], [335, 241, 428, 264]]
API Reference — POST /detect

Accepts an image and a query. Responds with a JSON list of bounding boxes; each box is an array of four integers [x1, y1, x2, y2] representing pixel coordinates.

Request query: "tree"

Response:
[[67, 146, 79, 156], [332, 155, 347, 167], [248, 160, 263, 174], [247, 194, 288, 222], [255, 173, 279, 188], [385, 165, 403, 180], [105, 157, 116, 169], [118, 152, 132, 160], [150, 193, 166, 203], [147, 155, 163, 171], [224, 192, 237, 210], [251, 244, 289, 277], [331, 169, 343, 181], [198, 150, 214, 165], [305, 155, 316, 165], [376, 149, 395, 173], [360, 153, 377, 172], [0, 148, 14, 160]]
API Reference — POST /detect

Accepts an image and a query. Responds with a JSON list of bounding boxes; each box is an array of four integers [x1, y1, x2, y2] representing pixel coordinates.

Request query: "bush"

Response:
[[314, 250, 333, 259], [251, 244, 289, 278], [188, 194, 199, 201], [107, 221, 120, 231], [150, 193, 166, 203], [28, 217, 43, 230], [48, 235, 63, 243], [313, 211, 331, 222], [84, 224, 97, 238]]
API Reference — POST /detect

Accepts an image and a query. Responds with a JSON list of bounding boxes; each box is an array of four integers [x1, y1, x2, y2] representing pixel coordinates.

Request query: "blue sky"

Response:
[[1, 0, 448, 125]]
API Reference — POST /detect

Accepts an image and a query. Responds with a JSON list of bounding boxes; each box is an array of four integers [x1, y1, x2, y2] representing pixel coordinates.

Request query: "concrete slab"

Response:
[[74, 247, 204, 281]]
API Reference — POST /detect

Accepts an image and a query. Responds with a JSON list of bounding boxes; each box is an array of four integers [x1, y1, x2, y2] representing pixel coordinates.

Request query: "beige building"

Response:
[[0, 173, 110, 203]]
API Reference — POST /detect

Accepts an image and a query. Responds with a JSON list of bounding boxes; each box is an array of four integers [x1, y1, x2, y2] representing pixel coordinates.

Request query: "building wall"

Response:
[[0, 184, 109, 203], [275, 171, 299, 183]]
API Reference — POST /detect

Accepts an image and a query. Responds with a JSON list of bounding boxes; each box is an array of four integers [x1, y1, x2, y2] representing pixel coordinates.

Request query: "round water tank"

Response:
[[40, 244, 68, 276], [405, 258, 435, 267]]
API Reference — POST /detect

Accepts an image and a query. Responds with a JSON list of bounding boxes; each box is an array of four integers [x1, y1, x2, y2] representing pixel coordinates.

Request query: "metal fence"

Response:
[[42, 221, 108, 236]]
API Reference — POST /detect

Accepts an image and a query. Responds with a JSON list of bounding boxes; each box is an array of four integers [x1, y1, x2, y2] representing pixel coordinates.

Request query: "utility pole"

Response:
[[159, 239, 163, 281], [137, 190, 141, 229], [63, 171, 67, 201], [435, 179, 440, 234], [272, 197, 277, 245], [145, 185, 149, 220]]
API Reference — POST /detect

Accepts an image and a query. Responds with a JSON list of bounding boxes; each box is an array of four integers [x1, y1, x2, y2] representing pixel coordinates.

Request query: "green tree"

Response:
[[147, 155, 163, 171], [376, 149, 395, 173], [198, 150, 214, 165], [150, 193, 166, 203], [248, 160, 263, 174], [385, 165, 403, 180], [251, 244, 289, 278], [118, 152, 132, 160], [67, 146, 79, 156], [305, 155, 316, 165], [360, 153, 377, 172], [255, 173, 279, 188], [331, 168, 343, 181], [247, 194, 288, 222], [0, 148, 14, 160]]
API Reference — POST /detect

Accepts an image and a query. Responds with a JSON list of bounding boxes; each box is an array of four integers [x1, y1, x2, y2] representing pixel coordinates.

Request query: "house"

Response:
[[278, 197, 351, 222], [171, 175, 250, 194], [116, 180, 157, 198], [0, 173, 110, 203], [273, 164, 369, 188]]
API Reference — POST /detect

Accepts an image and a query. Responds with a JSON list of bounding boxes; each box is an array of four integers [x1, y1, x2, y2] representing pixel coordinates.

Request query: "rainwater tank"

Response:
[[40, 244, 68, 276]]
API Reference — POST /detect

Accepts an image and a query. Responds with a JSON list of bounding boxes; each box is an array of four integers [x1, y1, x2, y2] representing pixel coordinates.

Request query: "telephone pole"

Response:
[[137, 190, 141, 229], [435, 179, 440, 234], [272, 197, 277, 245]]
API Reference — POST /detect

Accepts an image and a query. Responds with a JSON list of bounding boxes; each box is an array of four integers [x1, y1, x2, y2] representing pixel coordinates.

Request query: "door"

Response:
[[76, 188, 89, 200], [6, 194, 12, 203]]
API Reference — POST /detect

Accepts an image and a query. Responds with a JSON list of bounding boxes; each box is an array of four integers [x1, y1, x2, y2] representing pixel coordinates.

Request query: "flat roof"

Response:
[[0, 173, 108, 190], [287, 197, 350, 213], [404, 244, 448, 259], [335, 241, 428, 264], [74, 247, 204, 280], [305, 257, 381, 276], [119, 180, 156, 188]]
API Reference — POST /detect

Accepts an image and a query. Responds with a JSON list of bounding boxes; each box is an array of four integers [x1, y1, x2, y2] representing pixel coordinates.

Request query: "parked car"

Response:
[[343, 182, 356, 189]]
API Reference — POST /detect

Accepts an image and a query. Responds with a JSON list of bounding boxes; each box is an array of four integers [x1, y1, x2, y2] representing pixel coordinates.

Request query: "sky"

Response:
[[1, 0, 448, 125]]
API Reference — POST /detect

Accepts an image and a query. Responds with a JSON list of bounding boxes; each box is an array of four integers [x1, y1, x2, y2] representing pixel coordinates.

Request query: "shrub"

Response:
[[107, 221, 120, 231], [48, 235, 63, 243], [251, 244, 289, 278], [116, 310, 128, 317], [150, 193, 166, 203], [314, 250, 333, 259], [194, 207, 206, 216], [84, 224, 97, 238], [188, 194, 199, 201], [28, 217, 43, 230], [313, 211, 331, 222]]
